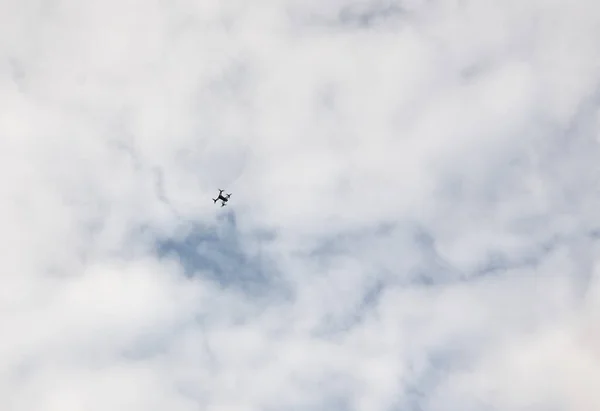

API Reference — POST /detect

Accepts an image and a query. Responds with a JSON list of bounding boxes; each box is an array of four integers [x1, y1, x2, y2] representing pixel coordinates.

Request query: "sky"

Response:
[[1, 0, 600, 410]]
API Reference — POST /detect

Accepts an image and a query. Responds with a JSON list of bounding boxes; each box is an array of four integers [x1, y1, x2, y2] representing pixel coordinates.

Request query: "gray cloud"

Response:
[[1, 0, 600, 410]]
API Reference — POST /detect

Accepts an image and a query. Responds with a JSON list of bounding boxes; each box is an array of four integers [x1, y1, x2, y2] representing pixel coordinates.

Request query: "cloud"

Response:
[[2, 0, 600, 410]]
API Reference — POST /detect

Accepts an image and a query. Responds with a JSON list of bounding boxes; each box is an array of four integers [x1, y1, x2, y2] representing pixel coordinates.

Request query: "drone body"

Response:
[[212, 189, 231, 207]]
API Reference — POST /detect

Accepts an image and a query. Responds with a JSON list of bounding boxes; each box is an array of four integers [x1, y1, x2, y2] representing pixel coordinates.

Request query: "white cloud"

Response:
[[2, 0, 600, 410]]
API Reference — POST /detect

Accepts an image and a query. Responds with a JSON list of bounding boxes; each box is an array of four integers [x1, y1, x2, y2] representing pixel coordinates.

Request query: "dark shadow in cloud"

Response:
[[337, 2, 407, 28], [403, 362, 487, 411], [402, 352, 461, 411], [308, 221, 462, 287], [155, 212, 289, 299], [410, 225, 465, 286], [313, 278, 387, 339], [308, 221, 395, 261], [291, 1, 411, 31]]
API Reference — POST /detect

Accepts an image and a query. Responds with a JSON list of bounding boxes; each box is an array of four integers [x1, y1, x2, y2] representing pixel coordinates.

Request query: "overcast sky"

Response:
[[2, 0, 600, 410]]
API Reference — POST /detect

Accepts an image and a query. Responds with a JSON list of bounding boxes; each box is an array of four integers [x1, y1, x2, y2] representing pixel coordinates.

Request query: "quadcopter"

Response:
[[212, 189, 231, 207]]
